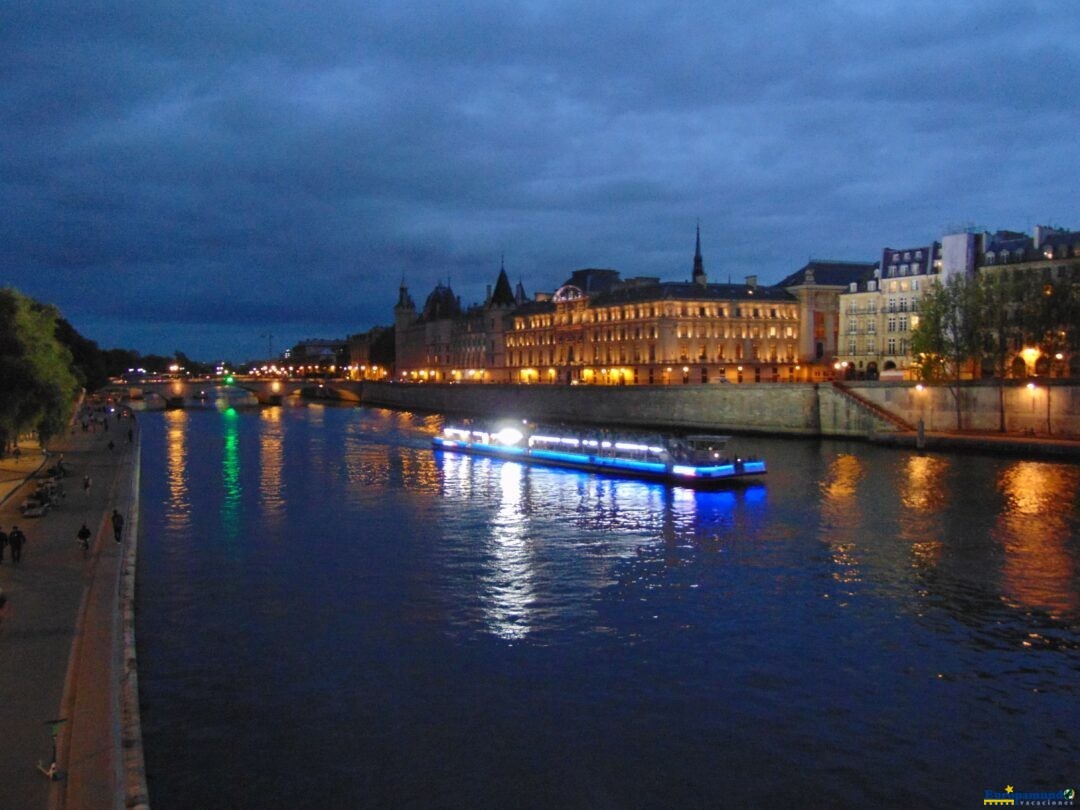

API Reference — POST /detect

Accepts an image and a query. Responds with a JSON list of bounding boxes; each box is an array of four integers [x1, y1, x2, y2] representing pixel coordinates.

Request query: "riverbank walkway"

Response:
[[0, 412, 145, 810]]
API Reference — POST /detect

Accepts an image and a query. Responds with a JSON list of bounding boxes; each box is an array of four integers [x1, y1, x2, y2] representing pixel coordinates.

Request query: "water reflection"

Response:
[[481, 462, 536, 640], [220, 409, 241, 545], [164, 410, 191, 532], [258, 408, 285, 526], [898, 454, 950, 569], [819, 453, 866, 588], [995, 461, 1080, 617]]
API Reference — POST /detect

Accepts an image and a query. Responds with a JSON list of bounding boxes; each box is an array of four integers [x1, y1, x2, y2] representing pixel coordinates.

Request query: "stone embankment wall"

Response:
[[361, 380, 1080, 439], [360, 382, 898, 437], [843, 380, 1080, 438]]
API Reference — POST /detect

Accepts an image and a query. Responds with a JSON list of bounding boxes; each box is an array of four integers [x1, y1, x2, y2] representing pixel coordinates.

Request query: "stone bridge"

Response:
[[114, 377, 366, 407]]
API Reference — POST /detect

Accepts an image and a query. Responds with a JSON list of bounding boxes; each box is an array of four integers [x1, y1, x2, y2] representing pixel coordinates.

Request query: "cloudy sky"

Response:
[[3, 1, 1078, 361]]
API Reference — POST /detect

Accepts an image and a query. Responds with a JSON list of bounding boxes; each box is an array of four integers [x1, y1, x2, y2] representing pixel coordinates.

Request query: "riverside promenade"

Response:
[[0, 412, 147, 810]]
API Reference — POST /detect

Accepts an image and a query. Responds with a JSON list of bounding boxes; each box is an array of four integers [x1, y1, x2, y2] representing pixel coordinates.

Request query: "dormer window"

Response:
[[985, 252, 996, 265]]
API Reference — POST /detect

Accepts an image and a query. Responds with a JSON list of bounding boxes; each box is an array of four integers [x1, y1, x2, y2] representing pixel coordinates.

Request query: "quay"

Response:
[[0, 411, 147, 810]]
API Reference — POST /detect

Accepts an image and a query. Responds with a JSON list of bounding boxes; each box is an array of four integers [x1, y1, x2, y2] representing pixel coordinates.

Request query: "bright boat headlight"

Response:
[[493, 427, 524, 446]]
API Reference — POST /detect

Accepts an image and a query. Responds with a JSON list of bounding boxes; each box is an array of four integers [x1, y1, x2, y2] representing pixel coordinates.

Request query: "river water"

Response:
[[135, 405, 1080, 809]]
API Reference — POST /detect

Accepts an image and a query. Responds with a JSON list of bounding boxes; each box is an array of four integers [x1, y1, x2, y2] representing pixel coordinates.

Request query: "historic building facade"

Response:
[[836, 243, 941, 378], [393, 231, 878, 385], [505, 233, 871, 385], [394, 263, 523, 382], [836, 225, 1080, 379]]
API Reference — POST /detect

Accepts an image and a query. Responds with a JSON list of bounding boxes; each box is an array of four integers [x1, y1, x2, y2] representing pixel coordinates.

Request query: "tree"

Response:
[[978, 272, 1024, 431], [910, 273, 983, 429], [0, 289, 80, 449], [1019, 276, 1080, 373]]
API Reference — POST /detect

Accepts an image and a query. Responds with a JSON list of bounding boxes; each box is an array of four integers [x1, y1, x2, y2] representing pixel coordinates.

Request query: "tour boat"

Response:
[[432, 424, 766, 487]]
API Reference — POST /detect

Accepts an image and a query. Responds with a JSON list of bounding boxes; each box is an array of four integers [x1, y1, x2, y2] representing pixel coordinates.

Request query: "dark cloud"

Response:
[[2, 0, 1078, 359]]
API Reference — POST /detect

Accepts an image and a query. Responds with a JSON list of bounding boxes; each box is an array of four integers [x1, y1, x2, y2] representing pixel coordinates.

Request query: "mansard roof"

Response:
[[776, 261, 877, 288], [585, 280, 796, 306], [559, 268, 622, 294], [985, 230, 1032, 254]]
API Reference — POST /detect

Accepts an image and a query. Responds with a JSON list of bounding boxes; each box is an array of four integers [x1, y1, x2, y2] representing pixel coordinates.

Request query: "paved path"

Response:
[[0, 414, 141, 810]]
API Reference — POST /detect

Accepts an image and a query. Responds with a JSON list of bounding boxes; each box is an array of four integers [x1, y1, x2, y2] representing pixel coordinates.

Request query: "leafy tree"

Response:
[[978, 272, 1024, 431], [910, 273, 984, 429], [0, 289, 80, 450], [1018, 276, 1080, 372], [55, 317, 109, 390]]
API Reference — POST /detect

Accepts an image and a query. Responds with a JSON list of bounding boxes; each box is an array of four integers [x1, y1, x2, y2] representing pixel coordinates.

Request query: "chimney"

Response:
[[486, 284, 492, 303], [745, 275, 757, 288]]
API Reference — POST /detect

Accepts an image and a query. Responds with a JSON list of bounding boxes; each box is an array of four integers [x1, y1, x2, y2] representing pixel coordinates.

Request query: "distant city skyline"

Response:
[[3, 1, 1078, 360]]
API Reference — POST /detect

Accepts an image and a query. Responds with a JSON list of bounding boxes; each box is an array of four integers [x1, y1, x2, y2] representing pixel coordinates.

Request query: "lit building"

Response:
[[976, 225, 1080, 377], [394, 262, 523, 382], [506, 231, 866, 384], [837, 243, 941, 379], [345, 326, 392, 380], [837, 224, 1080, 379], [775, 260, 879, 373]]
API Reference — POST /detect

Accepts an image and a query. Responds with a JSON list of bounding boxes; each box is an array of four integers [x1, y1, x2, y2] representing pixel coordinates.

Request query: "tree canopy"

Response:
[[0, 288, 81, 448]]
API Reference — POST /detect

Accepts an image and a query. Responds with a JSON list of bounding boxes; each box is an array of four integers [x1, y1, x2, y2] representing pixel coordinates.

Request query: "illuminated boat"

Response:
[[432, 424, 766, 487]]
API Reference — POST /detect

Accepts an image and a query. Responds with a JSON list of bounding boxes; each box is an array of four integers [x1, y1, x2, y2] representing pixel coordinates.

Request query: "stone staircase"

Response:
[[831, 381, 916, 432]]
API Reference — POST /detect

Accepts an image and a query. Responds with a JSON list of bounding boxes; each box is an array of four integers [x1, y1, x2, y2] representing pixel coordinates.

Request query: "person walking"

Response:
[[8, 526, 26, 564], [0, 526, 7, 564], [83, 475, 92, 495], [111, 510, 124, 543], [77, 523, 92, 557]]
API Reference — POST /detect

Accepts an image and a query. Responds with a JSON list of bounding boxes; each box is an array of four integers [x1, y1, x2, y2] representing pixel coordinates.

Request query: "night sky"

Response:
[[3, 1, 1078, 361]]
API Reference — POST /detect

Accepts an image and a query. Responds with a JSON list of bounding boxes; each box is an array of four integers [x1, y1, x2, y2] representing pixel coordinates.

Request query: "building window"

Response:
[[898, 315, 908, 332], [887, 338, 896, 354], [887, 317, 897, 332]]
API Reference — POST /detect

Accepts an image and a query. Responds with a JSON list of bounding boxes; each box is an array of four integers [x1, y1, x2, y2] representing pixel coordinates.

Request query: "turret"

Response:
[[394, 278, 416, 329]]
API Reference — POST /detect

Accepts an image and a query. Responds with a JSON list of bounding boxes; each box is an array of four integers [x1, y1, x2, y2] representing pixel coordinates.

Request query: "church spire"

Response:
[[692, 222, 707, 286]]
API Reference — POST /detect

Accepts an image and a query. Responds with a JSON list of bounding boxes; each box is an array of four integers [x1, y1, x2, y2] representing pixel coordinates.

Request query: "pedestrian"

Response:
[[13, 445, 21, 462], [8, 525, 26, 564], [83, 475, 92, 494], [111, 510, 124, 543], [107, 439, 115, 451], [77, 523, 92, 557], [0, 526, 7, 564], [127, 428, 133, 443]]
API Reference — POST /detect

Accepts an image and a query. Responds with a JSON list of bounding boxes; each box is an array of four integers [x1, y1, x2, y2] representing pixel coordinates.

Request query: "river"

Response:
[[135, 404, 1080, 809]]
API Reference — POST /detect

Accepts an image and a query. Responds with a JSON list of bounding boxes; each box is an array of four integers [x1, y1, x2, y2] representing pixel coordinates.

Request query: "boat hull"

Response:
[[432, 437, 766, 488]]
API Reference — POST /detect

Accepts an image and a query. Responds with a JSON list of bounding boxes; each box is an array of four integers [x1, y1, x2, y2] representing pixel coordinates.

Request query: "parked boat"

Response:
[[432, 423, 766, 487]]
